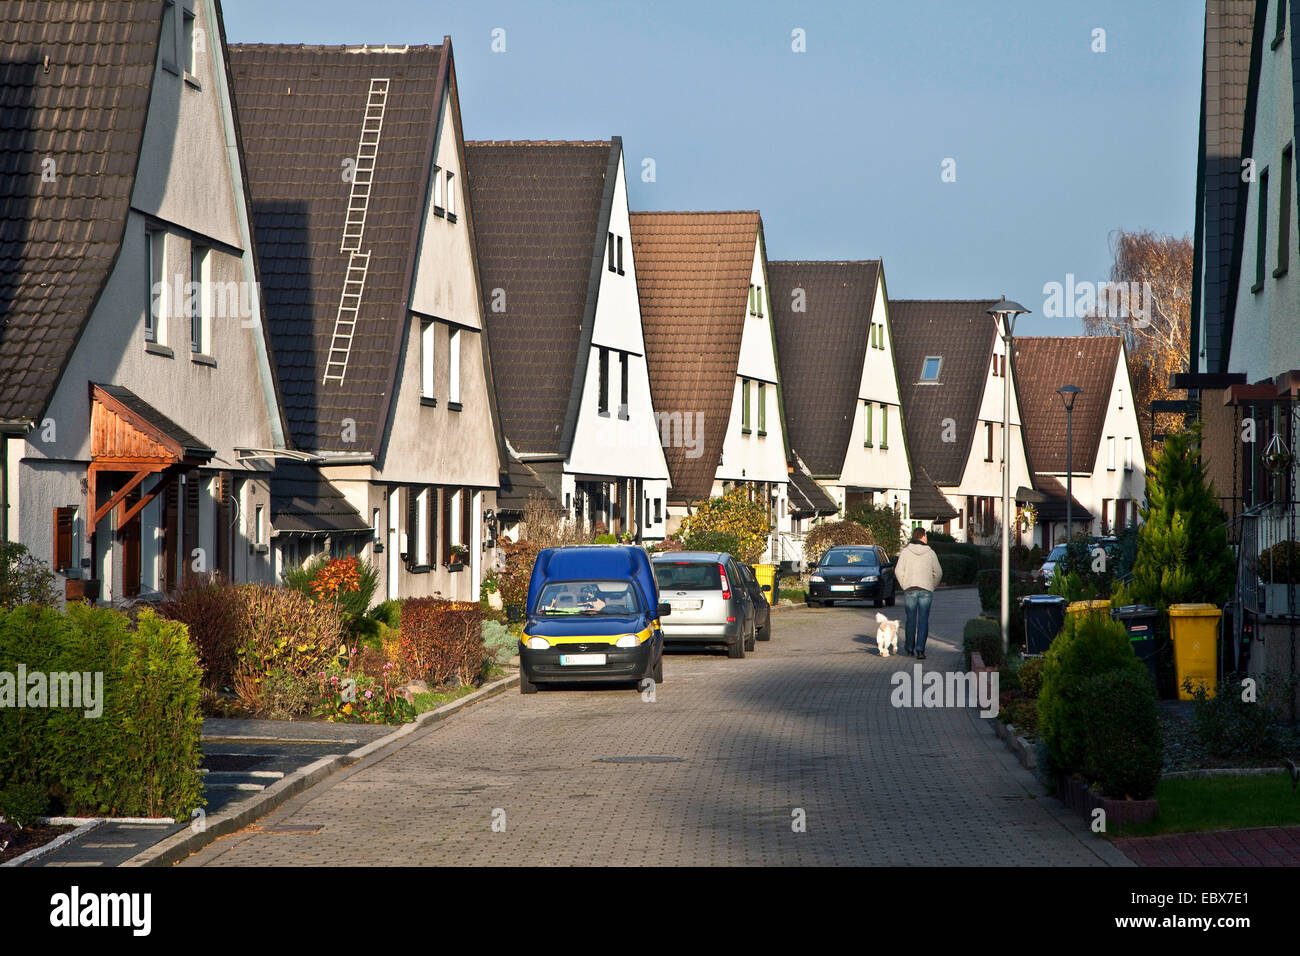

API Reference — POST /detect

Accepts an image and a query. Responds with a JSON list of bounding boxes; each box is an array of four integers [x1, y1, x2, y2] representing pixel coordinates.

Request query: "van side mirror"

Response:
[[657, 602, 671, 617]]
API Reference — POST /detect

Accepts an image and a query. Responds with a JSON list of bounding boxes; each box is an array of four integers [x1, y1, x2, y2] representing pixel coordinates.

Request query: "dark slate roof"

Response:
[[497, 454, 555, 513], [889, 300, 1000, 486], [228, 44, 445, 454], [269, 461, 370, 535], [97, 384, 214, 458], [1031, 474, 1094, 522], [768, 260, 880, 478], [465, 140, 616, 456], [0, 1, 162, 423], [630, 211, 759, 501], [787, 460, 839, 517], [1013, 337, 1122, 475], [909, 466, 958, 520], [1193, 0, 1257, 373]]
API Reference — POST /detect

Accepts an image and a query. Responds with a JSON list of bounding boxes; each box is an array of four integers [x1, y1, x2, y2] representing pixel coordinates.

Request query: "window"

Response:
[[992, 354, 1000, 377], [985, 422, 994, 462], [448, 328, 461, 405], [757, 382, 766, 434], [880, 404, 889, 449], [182, 8, 197, 75], [190, 245, 208, 353], [1118, 387, 1123, 410], [421, 321, 435, 399], [598, 347, 610, 415], [53, 506, 76, 571], [756, 285, 764, 317], [1256, 167, 1270, 292], [254, 504, 264, 545], [445, 170, 456, 219], [616, 235, 624, 275], [434, 164, 444, 213], [920, 356, 942, 381], [607, 233, 616, 273], [1279, 144, 1292, 277], [1101, 498, 1111, 534], [1124, 436, 1133, 472], [161, 1, 177, 72], [1107, 436, 1116, 470], [618, 352, 629, 419], [1276, 0, 1287, 47], [146, 229, 165, 342], [450, 488, 463, 547], [864, 401, 872, 446], [416, 489, 430, 565], [741, 378, 751, 433], [748, 284, 756, 316]]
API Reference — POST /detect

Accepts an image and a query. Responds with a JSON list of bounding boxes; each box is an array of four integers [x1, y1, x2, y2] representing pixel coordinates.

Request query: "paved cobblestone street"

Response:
[[187, 590, 1128, 866]]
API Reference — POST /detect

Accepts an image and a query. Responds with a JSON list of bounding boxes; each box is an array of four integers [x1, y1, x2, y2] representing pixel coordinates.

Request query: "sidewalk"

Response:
[[1116, 827, 1300, 866]]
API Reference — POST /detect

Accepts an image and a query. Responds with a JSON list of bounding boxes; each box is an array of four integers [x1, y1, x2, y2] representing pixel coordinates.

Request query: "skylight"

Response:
[[920, 356, 942, 381]]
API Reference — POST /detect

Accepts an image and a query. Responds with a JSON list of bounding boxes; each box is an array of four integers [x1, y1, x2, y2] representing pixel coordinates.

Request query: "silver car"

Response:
[[651, 552, 756, 658]]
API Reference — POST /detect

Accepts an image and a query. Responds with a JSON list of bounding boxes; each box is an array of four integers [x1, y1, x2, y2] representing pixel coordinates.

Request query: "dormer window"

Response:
[[920, 356, 942, 381]]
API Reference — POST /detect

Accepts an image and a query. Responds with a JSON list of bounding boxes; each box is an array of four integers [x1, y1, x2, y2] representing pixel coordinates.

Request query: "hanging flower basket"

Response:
[[1262, 450, 1295, 473], [1016, 503, 1038, 533]]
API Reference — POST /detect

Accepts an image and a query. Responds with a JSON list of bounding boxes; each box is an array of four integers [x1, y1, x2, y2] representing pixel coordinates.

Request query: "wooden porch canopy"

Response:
[[88, 384, 215, 530]]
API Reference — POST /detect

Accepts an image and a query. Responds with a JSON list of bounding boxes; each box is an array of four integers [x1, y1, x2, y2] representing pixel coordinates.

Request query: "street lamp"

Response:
[[1057, 385, 1082, 544], [988, 297, 1030, 655]]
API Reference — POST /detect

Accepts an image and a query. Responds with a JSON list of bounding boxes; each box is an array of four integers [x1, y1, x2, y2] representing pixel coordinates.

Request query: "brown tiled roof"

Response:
[[497, 454, 555, 513], [1031, 474, 1094, 522], [889, 300, 1000, 487], [0, 1, 163, 423], [788, 460, 839, 517], [910, 466, 958, 520], [228, 43, 444, 454], [270, 461, 370, 535], [768, 260, 880, 478], [1013, 337, 1122, 475], [465, 140, 616, 456], [630, 211, 759, 501], [1196, 1, 1256, 373]]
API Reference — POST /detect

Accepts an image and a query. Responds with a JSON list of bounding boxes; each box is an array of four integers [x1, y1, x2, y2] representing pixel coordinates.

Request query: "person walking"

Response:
[[893, 526, 943, 660]]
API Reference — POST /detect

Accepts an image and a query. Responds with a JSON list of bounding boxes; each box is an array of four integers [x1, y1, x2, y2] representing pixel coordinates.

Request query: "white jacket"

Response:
[[894, 542, 943, 592]]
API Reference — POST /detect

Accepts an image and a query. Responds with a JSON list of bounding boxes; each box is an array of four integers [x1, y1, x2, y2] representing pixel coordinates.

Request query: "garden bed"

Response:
[[0, 821, 75, 865]]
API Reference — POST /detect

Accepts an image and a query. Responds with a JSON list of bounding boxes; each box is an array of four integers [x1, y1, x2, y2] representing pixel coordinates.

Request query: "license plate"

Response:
[[831, 585, 856, 592], [671, 601, 702, 611], [560, 653, 607, 666]]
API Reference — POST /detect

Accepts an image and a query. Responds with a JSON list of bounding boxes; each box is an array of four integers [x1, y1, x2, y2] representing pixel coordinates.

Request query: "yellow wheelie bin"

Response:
[[1169, 604, 1221, 699], [1066, 599, 1111, 618], [752, 564, 776, 604]]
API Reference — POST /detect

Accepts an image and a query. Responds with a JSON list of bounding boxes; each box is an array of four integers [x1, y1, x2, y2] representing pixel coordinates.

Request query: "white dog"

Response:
[[875, 613, 900, 657]]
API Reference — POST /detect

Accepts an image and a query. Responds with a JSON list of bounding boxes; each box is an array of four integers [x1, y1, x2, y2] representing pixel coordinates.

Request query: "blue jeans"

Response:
[[903, 589, 933, 654]]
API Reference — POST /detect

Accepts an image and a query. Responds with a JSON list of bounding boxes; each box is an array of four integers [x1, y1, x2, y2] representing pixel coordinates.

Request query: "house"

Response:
[[768, 260, 913, 526], [228, 41, 504, 601], [890, 300, 1035, 545], [0, 0, 291, 603], [629, 211, 793, 561], [1013, 337, 1147, 546], [465, 139, 670, 542]]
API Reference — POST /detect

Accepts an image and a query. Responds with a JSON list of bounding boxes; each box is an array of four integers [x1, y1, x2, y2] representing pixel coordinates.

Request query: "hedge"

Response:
[[962, 618, 1003, 669], [400, 599, 486, 685], [937, 553, 976, 585], [1079, 668, 1163, 799], [0, 604, 203, 820]]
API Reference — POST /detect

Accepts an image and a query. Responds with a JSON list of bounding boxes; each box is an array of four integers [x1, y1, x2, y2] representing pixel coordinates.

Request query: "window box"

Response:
[[191, 353, 217, 367], [448, 401, 463, 412], [146, 342, 174, 358], [421, 396, 438, 407]]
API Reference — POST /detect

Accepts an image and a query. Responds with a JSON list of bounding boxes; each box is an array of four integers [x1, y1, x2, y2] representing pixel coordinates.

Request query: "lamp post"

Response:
[[1057, 385, 1082, 544], [988, 298, 1030, 655]]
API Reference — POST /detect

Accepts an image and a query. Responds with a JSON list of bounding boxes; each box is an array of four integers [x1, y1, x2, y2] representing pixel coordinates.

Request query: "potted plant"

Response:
[[1257, 541, 1300, 615], [447, 544, 469, 568]]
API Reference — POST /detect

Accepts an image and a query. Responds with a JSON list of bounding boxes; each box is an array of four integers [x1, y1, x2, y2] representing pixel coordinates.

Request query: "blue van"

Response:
[[518, 545, 669, 694]]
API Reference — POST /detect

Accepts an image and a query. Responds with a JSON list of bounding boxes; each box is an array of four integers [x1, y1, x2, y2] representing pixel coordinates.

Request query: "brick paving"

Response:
[[186, 589, 1125, 866], [1117, 827, 1300, 866]]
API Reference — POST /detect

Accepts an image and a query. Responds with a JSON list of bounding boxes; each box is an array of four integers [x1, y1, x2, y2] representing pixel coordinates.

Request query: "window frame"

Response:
[[190, 244, 208, 354], [741, 378, 752, 434], [1278, 143, 1293, 278], [880, 404, 889, 450], [863, 400, 873, 448], [146, 228, 165, 343], [920, 356, 942, 381], [618, 351, 629, 420], [598, 346, 610, 416], [1255, 166, 1270, 293], [757, 382, 766, 436], [448, 327, 461, 406], [1107, 435, 1116, 471], [420, 319, 435, 401]]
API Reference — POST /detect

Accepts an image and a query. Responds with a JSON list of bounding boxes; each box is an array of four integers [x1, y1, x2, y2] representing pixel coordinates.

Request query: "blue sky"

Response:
[[222, 0, 1203, 338]]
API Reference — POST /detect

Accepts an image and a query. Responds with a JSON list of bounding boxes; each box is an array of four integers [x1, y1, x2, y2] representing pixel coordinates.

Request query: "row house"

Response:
[[1, 0, 289, 603], [768, 260, 913, 531], [466, 139, 671, 541], [228, 40, 504, 601], [1014, 337, 1147, 546], [890, 300, 1036, 545], [1183, 0, 1299, 630], [629, 211, 793, 561]]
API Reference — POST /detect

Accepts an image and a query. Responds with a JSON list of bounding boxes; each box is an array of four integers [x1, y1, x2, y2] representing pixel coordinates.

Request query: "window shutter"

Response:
[[53, 507, 74, 571], [461, 488, 473, 547], [441, 487, 452, 564], [405, 487, 417, 569], [428, 486, 438, 566]]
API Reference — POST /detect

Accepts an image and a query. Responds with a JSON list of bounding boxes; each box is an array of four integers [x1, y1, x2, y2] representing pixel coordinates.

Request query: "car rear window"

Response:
[[653, 562, 723, 591]]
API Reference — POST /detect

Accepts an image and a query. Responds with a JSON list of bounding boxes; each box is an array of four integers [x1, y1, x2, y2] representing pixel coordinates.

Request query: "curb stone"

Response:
[[120, 671, 519, 867], [2, 819, 103, 868]]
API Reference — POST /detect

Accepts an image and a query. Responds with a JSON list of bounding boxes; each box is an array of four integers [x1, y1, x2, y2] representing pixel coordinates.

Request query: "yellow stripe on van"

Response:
[[540, 625, 653, 647]]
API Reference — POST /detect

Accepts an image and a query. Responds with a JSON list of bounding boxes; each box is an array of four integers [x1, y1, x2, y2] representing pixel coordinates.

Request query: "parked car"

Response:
[[738, 563, 772, 641], [1037, 544, 1068, 585], [1037, 537, 1120, 586], [807, 545, 896, 607], [518, 545, 668, 694], [651, 552, 756, 658]]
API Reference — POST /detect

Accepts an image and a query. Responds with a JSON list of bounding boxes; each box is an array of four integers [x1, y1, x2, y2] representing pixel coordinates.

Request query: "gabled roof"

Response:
[[910, 466, 959, 520], [768, 261, 880, 478], [889, 300, 1000, 486], [1013, 337, 1123, 475], [465, 140, 618, 457], [787, 459, 839, 518], [496, 454, 555, 514], [0, 0, 163, 424], [629, 211, 760, 500], [1192, 0, 1257, 373], [1031, 474, 1094, 523], [228, 43, 445, 454], [269, 461, 370, 535], [94, 384, 213, 459]]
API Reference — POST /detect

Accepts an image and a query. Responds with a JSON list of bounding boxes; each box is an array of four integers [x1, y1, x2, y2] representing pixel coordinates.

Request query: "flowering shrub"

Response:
[[673, 489, 771, 562], [499, 540, 541, 610], [310, 556, 361, 601], [804, 521, 874, 566], [231, 586, 345, 709], [316, 660, 415, 724], [399, 599, 486, 685]]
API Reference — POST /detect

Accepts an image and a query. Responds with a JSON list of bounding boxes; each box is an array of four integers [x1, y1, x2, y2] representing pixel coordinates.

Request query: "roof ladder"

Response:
[[322, 251, 370, 385], [324, 78, 388, 385], [341, 78, 389, 254]]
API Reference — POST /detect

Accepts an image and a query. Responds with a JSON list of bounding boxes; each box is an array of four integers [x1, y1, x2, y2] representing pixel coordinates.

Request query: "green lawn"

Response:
[[1116, 773, 1300, 836], [412, 684, 478, 713]]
